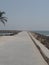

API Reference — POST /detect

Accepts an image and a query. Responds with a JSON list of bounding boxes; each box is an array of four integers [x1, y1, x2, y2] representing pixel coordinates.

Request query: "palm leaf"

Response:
[[0, 11, 7, 25], [1, 20, 5, 25], [3, 18, 7, 22], [0, 11, 5, 17]]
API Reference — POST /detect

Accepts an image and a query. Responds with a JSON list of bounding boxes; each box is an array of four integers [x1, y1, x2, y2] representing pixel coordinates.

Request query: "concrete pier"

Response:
[[0, 31, 48, 65]]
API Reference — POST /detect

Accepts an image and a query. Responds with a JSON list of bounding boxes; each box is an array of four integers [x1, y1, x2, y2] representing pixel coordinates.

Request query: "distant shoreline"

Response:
[[0, 30, 21, 36]]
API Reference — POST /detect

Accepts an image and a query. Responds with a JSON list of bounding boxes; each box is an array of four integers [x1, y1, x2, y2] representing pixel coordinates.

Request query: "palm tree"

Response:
[[0, 11, 7, 25]]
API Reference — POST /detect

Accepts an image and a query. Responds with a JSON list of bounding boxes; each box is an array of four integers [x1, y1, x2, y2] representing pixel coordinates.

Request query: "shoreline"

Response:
[[30, 31, 49, 49]]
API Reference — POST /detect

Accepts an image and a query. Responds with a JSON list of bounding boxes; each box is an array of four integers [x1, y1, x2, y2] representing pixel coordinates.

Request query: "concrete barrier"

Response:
[[28, 32, 49, 64]]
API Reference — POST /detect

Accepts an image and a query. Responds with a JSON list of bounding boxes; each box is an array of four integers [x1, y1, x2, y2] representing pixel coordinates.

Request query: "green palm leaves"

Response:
[[0, 11, 7, 25]]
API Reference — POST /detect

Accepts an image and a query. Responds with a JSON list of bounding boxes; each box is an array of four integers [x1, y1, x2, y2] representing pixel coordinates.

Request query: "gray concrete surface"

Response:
[[0, 31, 48, 65], [29, 32, 49, 64]]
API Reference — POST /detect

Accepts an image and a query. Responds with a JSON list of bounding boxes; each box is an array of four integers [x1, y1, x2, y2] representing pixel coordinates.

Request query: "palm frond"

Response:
[[1, 11, 5, 14], [1, 20, 5, 25], [0, 11, 5, 17], [1, 17, 7, 19], [3, 18, 7, 22], [0, 17, 7, 22], [0, 11, 7, 25]]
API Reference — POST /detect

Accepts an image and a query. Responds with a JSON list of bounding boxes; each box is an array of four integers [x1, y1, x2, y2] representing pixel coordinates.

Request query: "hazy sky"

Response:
[[0, 0, 49, 30]]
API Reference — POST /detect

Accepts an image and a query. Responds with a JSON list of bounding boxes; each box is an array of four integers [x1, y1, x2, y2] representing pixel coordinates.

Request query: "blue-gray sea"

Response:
[[0, 31, 49, 36], [33, 31, 49, 36], [0, 33, 12, 36]]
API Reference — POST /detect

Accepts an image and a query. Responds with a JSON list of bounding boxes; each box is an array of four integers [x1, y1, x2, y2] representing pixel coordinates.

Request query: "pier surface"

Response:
[[0, 31, 48, 65]]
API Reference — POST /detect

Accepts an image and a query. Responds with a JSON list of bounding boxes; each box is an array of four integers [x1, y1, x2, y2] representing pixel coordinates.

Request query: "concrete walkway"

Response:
[[0, 31, 48, 65]]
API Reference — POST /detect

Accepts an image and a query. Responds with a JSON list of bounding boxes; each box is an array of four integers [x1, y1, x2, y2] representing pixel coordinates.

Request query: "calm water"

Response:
[[33, 31, 49, 36], [0, 31, 49, 36], [0, 33, 13, 36]]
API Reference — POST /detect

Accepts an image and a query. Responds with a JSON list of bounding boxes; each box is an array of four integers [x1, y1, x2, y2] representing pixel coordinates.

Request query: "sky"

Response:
[[0, 0, 49, 31]]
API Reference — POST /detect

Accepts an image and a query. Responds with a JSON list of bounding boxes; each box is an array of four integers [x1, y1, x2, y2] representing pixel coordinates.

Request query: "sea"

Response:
[[0, 31, 49, 36], [0, 33, 13, 36], [33, 31, 49, 36]]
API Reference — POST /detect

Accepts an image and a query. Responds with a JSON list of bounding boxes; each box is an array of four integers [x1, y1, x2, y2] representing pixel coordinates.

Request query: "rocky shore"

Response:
[[31, 32, 49, 49]]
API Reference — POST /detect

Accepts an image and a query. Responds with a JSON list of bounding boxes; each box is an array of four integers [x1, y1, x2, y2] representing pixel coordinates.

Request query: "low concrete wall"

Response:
[[28, 32, 49, 64]]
